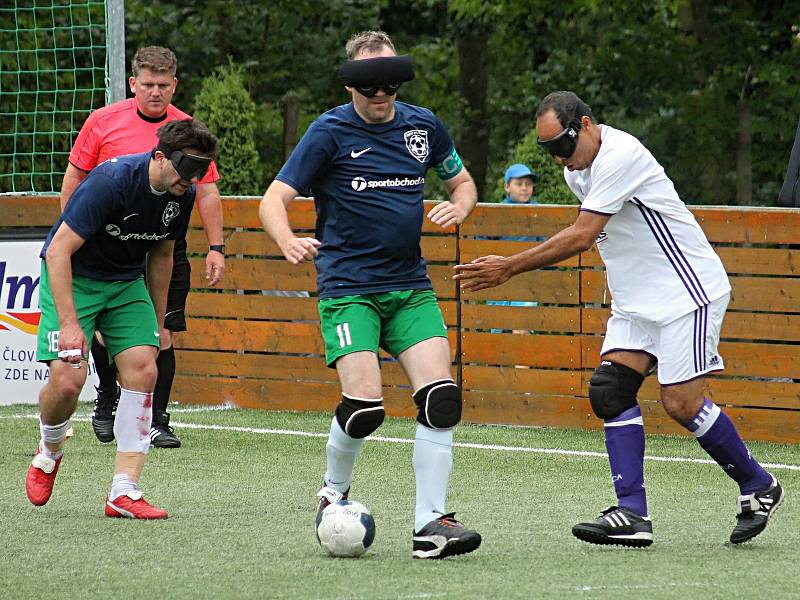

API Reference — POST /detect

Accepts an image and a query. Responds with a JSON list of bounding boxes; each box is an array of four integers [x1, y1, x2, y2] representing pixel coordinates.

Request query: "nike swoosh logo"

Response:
[[123, 213, 140, 220], [350, 147, 372, 158]]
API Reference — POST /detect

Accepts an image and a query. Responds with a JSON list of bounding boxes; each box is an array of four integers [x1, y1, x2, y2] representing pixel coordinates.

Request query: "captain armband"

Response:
[[433, 147, 463, 181]]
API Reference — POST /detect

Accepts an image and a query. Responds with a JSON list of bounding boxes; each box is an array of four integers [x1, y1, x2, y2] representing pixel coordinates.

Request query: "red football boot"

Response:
[[105, 491, 168, 519], [26, 449, 62, 506]]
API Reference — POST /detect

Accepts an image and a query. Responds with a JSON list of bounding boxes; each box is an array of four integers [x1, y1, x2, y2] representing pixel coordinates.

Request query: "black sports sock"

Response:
[[153, 346, 176, 416], [91, 337, 117, 391]]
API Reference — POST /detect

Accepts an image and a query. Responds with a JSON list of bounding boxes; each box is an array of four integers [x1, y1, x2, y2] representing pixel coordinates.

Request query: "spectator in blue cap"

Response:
[[502, 163, 540, 204], [487, 163, 543, 333]]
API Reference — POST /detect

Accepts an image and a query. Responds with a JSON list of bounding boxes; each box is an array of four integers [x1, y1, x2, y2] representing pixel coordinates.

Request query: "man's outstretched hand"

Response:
[[453, 255, 512, 292]]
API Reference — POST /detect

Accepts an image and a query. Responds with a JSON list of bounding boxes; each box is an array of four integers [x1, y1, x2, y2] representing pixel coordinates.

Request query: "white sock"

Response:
[[109, 473, 138, 501], [413, 424, 454, 532], [324, 417, 364, 493], [39, 419, 70, 460]]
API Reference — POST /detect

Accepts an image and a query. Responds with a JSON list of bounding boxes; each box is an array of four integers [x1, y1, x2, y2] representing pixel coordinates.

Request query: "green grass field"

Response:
[[2, 404, 798, 599]]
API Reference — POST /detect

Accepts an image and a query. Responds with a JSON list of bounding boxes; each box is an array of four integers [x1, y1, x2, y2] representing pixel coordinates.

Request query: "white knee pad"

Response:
[[114, 388, 153, 453]]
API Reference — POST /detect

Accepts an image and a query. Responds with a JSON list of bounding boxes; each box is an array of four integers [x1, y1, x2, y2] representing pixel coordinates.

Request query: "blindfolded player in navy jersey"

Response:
[[26, 119, 218, 520], [260, 30, 481, 560]]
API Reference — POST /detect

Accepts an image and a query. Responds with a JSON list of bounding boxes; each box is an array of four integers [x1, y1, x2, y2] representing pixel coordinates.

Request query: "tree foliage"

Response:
[[192, 63, 262, 196], [102, 0, 800, 205]]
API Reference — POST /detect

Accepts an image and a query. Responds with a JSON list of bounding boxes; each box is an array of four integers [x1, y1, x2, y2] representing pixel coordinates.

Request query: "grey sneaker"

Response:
[[412, 513, 481, 559], [730, 475, 784, 544], [572, 506, 653, 548]]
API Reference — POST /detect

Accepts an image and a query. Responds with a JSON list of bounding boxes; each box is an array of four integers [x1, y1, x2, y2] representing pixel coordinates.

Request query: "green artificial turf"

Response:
[[2, 404, 797, 599]]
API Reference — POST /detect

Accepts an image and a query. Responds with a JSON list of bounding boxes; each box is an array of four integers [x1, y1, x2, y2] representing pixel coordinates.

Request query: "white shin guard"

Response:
[[114, 387, 153, 453]]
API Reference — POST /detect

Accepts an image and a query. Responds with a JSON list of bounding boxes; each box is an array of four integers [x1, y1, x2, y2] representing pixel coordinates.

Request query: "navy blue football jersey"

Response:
[[276, 102, 460, 298], [41, 152, 195, 281]]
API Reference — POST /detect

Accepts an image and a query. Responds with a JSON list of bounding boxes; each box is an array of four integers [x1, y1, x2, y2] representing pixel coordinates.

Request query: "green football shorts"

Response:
[[37, 261, 160, 363], [318, 289, 447, 367]]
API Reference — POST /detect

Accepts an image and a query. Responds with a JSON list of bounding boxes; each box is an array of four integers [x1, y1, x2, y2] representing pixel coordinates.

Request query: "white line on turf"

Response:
[[2, 412, 799, 472]]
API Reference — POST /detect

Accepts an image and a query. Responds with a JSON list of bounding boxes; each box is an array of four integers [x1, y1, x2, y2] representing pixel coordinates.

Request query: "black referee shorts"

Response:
[[164, 237, 190, 332]]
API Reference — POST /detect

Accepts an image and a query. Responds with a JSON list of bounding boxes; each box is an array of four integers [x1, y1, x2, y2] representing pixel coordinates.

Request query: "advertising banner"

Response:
[[0, 239, 97, 405]]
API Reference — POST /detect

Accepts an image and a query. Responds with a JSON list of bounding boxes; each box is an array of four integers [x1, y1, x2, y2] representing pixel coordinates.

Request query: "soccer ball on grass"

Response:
[[316, 500, 375, 557]]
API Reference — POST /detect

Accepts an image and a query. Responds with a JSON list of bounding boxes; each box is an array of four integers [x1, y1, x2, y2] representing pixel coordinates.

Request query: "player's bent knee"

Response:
[[335, 394, 385, 439], [589, 361, 644, 420], [413, 379, 461, 429]]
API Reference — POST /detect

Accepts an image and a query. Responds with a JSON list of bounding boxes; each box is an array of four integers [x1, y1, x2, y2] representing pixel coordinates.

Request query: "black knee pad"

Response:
[[588, 361, 644, 420], [335, 394, 385, 439], [413, 379, 462, 429]]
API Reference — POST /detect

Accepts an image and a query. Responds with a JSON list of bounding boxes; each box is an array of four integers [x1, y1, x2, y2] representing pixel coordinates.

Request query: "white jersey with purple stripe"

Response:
[[566, 124, 730, 325]]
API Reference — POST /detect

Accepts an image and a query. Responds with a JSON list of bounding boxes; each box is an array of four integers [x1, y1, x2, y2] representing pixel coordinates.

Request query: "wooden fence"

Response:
[[2, 195, 798, 443]]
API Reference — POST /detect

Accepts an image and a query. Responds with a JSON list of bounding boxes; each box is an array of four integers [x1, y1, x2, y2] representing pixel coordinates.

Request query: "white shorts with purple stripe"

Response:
[[601, 293, 730, 385]]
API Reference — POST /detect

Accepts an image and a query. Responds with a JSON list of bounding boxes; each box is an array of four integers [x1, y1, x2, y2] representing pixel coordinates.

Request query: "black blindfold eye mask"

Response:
[[338, 55, 415, 97], [169, 150, 212, 181], [537, 120, 581, 158]]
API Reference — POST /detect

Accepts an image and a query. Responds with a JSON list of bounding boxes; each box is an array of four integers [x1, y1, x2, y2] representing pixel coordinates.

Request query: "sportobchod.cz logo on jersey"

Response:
[[351, 176, 425, 192]]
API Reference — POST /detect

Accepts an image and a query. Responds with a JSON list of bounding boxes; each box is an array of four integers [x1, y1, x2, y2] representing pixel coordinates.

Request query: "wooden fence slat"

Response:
[[458, 238, 580, 267], [188, 258, 458, 297], [172, 375, 419, 418], [462, 270, 580, 304], [727, 276, 800, 313], [461, 304, 581, 332], [186, 293, 319, 320], [462, 332, 579, 368], [580, 334, 800, 379], [188, 257, 315, 291], [185, 293, 459, 326], [178, 320, 458, 357], [175, 350, 416, 386], [715, 247, 800, 276], [0, 195, 61, 227], [581, 306, 800, 342], [177, 318, 323, 353], [693, 207, 800, 245], [186, 229, 457, 262], [707, 379, 800, 411], [459, 203, 577, 237], [462, 365, 580, 395], [580, 270, 800, 313], [577, 240, 800, 274]]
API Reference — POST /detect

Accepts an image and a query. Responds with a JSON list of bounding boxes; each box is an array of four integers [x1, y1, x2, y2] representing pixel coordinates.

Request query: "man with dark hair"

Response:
[[456, 90, 784, 547], [60, 46, 225, 449], [260, 30, 481, 559], [27, 119, 218, 519]]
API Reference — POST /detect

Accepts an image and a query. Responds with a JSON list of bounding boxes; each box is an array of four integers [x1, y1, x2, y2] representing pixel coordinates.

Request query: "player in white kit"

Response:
[[454, 91, 784, 547]]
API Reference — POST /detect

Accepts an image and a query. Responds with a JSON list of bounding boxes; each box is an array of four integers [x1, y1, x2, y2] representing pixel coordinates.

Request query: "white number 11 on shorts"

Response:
[[336, 322, 352, 348]]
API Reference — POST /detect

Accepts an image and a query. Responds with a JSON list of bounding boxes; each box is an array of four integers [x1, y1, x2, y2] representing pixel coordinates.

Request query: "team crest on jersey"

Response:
[[404, 129, 429, 163], [162, 201, 180, 227]]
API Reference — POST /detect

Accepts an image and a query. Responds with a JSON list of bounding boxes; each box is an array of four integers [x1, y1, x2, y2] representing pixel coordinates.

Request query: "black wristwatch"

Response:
[[209, 244, 226, 257]]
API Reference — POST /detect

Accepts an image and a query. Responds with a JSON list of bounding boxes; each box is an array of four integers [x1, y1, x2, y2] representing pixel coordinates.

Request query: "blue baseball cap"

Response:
[[504, 163, 539, 183]]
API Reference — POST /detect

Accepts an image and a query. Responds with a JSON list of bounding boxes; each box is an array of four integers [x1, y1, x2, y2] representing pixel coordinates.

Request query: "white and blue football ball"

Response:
[[316, 500, 376, 557]]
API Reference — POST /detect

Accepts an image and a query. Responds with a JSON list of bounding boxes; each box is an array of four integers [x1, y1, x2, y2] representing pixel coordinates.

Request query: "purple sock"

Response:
[[683, 398, 772, 494], [604, 405, 648, 517]]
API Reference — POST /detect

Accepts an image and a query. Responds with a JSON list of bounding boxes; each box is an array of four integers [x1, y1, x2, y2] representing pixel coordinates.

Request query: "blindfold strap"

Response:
[[537, 122, 581, 158], [170, 150, 212, 181], [338, 55, 415, 87]]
